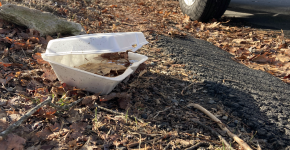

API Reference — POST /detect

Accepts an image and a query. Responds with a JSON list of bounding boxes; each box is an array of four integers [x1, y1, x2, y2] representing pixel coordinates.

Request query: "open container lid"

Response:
[[42, 32, 149, 56]]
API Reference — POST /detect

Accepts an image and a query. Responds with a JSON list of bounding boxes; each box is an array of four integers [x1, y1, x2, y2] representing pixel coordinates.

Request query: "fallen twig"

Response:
[[192, 104, 252, 150], [49, 97, 84, 110], [257, 142, 262, 150], [185, 141, 210, 150], [222, 79, 239, 83], [190, 119, 234, 150], [153, 86, 168, 100], [163, 143, 171, 150], [153, 106, 172, 119], [181, 79, 196, 95], [0, 96, 52, 140], [94, 103, 144, 123], [127, 133, 171, 148], [131, 132, 142, 149]]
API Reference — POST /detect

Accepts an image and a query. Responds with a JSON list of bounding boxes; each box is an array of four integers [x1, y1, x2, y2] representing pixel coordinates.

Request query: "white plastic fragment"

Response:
[[42, 32, 148, 95]]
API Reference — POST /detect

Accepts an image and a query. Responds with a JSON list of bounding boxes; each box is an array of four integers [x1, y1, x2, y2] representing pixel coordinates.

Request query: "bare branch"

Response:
[[192, 103, 252, 150], [185, 142, 210, 150], [190, 119, 234, 150], [0, 96, 52, 140], [94, 103, 144, 123], [49, 97, 84, 110]]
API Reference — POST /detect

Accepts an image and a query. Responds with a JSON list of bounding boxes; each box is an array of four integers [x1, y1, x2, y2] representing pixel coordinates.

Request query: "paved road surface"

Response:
[[224, 0, 290, 38]]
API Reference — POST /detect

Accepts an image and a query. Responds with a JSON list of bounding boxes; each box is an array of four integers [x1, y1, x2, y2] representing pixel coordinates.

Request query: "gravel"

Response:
[[156, 35, 290, 150]]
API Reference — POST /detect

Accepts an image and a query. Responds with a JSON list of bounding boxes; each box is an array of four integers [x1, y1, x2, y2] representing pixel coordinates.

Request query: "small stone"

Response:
[[155, 99, 161, 105], [7, 87, 14, 92], [191, 132, 196, 137], [241, 128, 245, 132], [86, 7, 96, 12], [150, 62, 155, 65], [86, 125, 92, 129], [232, 111, 238, 116], [162, 62, 170, 66], [228, 94, 235, 97], [171, 99, 179, 106], [157, 124, 163, 128], [116, 146, 127, 150], [99, 125, 109, 132], [228, 122, 236, 127], [202, 90, 207, 93], [167, 127, 172, 131], [141, 114, 147, 119], [180, 99, 184, 102], [158, 122, 169, 129], [234, 120, 239, 124], [204, 83, 211, 87], [258, 128, 267, 136], [232, 103, 240, 108], [68, 7, 74, 11], [208, 90, 215, 94], [208, 100, 215, 104], [15, 85, 24, 92], [222, 115, 228, 120]]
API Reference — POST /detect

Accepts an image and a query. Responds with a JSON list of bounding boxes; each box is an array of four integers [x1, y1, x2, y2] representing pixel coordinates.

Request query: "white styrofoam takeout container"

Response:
[[42, 32, 148, 95]]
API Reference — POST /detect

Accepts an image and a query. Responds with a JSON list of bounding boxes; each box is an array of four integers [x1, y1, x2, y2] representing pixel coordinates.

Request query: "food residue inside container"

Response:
[[75, 51, 136, 77]]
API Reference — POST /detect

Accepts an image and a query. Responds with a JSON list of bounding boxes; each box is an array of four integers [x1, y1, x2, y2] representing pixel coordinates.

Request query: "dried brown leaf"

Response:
[[76, 62, 126, 76], [207, 22, 220, 29], [32, 53, 50, 65], [46, 35, 53, 43], [200, 23, 205, 31], [138, 69, 147, 77], [251, 53, 274, 63], [70, 122, 88, 139], [48, 122, 61, 132], [0, 73, 14, 85], [274, 53, 290, 63], [282, 48, 290, 56], [41, 67, 58, 81], [183, 15, 190, 23], [232, 39, 247, 44], [0, 134, 26, 150], [117, 93, 131, 109], [35, 126, 53, 140], [81, 96, 93, 105], [284, 74, 290, 79], [0, 28, 11, 34]]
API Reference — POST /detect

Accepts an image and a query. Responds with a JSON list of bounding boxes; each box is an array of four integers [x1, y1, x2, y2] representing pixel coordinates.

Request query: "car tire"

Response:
[[179, 0, 231, 22]]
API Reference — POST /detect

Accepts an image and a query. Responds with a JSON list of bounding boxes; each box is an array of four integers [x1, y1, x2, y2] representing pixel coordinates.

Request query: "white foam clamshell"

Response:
[[42, 32, 148, 95]]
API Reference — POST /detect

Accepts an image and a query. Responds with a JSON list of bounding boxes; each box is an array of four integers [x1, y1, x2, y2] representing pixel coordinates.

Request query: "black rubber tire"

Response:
[[213, 0, 231, 19], [179, 0, 231, 22]]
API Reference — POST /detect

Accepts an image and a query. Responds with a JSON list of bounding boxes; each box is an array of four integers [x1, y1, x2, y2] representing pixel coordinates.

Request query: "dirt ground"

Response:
[[1, 0, 290, 149]]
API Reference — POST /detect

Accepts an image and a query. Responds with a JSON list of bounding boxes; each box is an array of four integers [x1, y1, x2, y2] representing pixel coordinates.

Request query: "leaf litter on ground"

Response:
[[0, 0, 287, 149]]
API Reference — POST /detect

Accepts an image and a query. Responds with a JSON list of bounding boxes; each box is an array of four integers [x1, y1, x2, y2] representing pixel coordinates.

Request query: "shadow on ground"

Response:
[[152, 35, 290, 149], [129, 70, 286, 149]]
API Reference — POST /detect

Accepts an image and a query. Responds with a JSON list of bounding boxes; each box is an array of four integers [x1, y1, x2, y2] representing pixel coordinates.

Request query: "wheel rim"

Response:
[[184, 0, 196, 6]]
